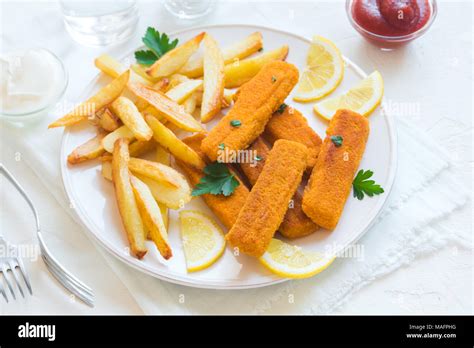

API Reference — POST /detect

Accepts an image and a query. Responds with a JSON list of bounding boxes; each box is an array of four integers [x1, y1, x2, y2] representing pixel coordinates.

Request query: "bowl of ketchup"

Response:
[[346, 0, 437, 47]]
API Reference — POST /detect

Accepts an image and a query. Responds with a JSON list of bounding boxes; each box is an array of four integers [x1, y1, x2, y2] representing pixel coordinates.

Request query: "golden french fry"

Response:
[[152, 78, 171, 92], [130, 175, 172, 260], [112, 139, 147, 259], [135, 173, 191, 210], [102, 125, 135, 153], [224, 45, 289, 88], [94, 54, 152, 86], [201, 34, 225, 123], [135, 78, 170, 111], [168, 74, 190, 88], [131, 63, 160, 83], [145, 115, 206, 169], [155, 145, 170, 230], [155, 145, 170, 165], [129, 82, 203, 132], [146, 32, 205, 78], [129, 139, 156, 157], [165, 79, 203, 104], [101, 160, 113, 181], [67, 131, 106, 164], [110, 96, 152, 141], [128, 157, 180, 188], [98, 108, 121, 132], [182, 93, 198, 115], [179, 32, 264, 78], [49, 71, 130, 128], [223, 88, 236, 105]]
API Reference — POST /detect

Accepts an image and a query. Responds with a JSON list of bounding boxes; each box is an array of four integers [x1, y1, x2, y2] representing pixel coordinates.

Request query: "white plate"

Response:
[[60, 24, 397, 289]]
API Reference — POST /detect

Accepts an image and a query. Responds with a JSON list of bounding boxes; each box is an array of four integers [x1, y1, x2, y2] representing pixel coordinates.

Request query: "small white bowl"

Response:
[[0, 48, 68, 124]]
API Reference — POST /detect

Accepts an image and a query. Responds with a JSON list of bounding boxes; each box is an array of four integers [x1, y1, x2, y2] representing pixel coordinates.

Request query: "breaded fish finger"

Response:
[[201, 61, 299, 162], [227, 140, 308, 257], [239, 138, 319, 239], [176, 133, 249, 230], [302, 109, 370, 230], [263, 106, 322, 169]]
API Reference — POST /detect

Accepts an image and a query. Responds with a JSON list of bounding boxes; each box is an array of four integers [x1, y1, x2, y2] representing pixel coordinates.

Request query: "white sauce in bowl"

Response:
[[0, 48, 66, 116]]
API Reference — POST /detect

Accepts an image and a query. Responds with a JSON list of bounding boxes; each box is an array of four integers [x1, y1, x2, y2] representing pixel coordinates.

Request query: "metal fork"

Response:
[[0, 164, 94, 307]]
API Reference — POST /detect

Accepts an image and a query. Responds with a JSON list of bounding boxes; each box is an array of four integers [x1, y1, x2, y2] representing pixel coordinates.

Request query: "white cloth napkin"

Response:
[[1, 109, 469, 313]]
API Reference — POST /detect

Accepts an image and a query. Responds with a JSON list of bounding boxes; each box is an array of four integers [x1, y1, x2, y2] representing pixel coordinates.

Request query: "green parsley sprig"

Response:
[[192, 162, 240, 197], [135, 27, 178, 66], [352, 169, 384, 200]]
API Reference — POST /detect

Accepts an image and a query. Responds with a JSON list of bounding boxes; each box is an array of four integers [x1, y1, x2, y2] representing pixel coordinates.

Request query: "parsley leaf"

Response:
[[276, 103, 288, 114], [135, 50, 159, 66], [134, 27, 179, 66], [230, 120, 241, 127], [352, 169, 384, 200], [192, 162, 240, 197], [330, 135, 343, 147]]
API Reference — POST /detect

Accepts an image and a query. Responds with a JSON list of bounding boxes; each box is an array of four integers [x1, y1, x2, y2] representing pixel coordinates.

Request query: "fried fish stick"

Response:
[[239, 138, 319, 239], [302, 109, 370, 230], [176, 133, 249, 230], [201, 61, 299, 162], [227, 140, 308, 257], [263, 106, 322, 169]]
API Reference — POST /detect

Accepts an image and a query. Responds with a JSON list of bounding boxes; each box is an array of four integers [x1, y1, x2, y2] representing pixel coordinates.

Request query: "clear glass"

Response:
[[164, 0, 214, 20], [59, 0, 138, 46]]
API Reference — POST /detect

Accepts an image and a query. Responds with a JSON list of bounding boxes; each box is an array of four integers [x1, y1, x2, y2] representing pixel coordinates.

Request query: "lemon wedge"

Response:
[[293, 36, 344, 102], [259, 239, 335, 279], [313, 71, 384, 121], [179, 210, 226, 272]]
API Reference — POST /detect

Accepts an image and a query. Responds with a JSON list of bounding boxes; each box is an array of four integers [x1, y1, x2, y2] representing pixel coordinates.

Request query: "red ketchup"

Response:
[[351, 0, 432, 45]]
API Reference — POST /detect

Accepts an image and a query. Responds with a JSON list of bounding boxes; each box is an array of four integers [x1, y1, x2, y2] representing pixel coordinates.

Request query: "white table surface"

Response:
[[0, 0, 472, 314]]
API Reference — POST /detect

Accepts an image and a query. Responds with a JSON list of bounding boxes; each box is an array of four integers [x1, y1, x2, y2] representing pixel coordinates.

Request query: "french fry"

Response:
[[129, 139, 156, 157], [98, 108, 121, 132], [102, 125, 136, 153], [128, 157, 180, 188], [135, 78, 170, 111], [67, 131, 106, 164], [182, 93, 198, 115], [101, 160, 113, 181], [131, 63, 160, 83], [146, 32, 205, 78], [130, 175, 172, 260], [223, 88, 236, 106], [129, 82, 203, 132], [152, 78, 171, 92], [156, 145, 170, 164], [135, 173, 191, 210], [49, 70, 130, 128], [145, 115, 206, 169], [155, 145, 170, 229], [112, 139, 147, 259], [224, 45, 289, 88], [179, 32, 264, 78], [168, 74, 190, 88], [201, 34, 225, 123], [165, 79, 203, 104], [94, 54, 152, 86], [110, 96, 153, 141]]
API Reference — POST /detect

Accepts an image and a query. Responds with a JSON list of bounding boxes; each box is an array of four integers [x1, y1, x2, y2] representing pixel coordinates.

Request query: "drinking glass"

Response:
[[59, 0, 138, 46], [164, 0, 214, 19]]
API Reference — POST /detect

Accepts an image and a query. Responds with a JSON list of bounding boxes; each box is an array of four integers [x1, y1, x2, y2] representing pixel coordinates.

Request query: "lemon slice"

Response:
[[293, 36, 344, 102], [259, 239, 335, 279], [179, 210, 226, 272], [313, 71, 384, 121]]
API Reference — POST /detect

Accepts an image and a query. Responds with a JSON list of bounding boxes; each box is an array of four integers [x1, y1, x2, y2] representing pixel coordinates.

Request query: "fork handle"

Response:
[[0, 163, 41, 232]]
